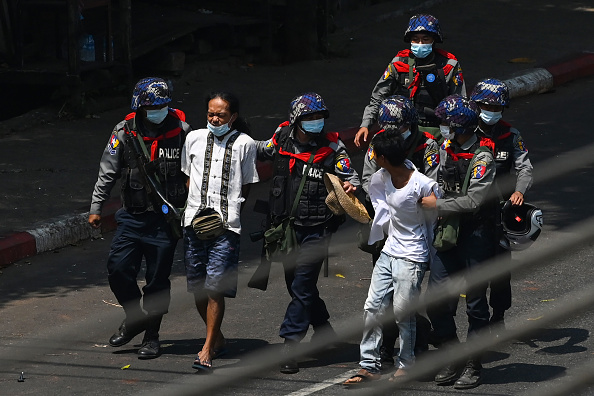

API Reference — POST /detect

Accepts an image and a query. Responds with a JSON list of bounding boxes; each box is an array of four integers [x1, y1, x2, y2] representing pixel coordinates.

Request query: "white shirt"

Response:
[[368, 160, 441, 263], [181, 128, 259, 234]]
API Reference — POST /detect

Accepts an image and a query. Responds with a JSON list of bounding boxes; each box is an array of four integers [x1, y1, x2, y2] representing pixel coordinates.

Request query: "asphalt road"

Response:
[[2, 75, 594, 395], [2, 0, 594, 395]]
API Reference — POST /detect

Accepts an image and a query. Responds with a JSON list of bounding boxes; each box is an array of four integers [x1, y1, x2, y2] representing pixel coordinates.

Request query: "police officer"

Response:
[[470, 78, 533, 326], [420, 95, 497, 389], [360, 95, 439, 367], [355, 14, 465, 147], [89, 77, 192, 359], [255, 93, 360, 374]]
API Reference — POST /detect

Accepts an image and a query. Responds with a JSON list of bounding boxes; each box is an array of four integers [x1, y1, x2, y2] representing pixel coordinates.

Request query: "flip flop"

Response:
[[192, 356, 213, 373], [342, 369, 381, 387], [213, 346, 228, 359]]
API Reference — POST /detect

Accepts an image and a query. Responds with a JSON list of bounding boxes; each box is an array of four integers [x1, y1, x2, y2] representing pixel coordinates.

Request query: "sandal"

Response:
[[388, 368, 408, 382], [343, 369, 381, 387], [192, 355, 213, 373]]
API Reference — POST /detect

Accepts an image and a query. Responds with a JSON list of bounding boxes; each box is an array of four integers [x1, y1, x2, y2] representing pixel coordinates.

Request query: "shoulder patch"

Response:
[[108, 134, 120, 155], [336, 154, 352, 173], [516, 137, 528, 152], [425, 148, 439, 167], [265, 138, 274, 148], [382, 66, 391, 80], [472, 160, 488, 179], [367, 144, 375, 161]]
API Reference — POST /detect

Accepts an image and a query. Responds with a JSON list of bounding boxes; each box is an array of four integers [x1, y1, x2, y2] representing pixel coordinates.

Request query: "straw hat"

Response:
[[324, 173, 371, 224]]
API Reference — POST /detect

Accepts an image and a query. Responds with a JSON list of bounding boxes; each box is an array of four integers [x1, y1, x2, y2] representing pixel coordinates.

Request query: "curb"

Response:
[[1, 51, 593, 269]]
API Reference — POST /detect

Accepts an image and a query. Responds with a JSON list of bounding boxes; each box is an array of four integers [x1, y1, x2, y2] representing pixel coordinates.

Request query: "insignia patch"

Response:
[[517, 138, 528, 152], [337, 157, 351, 173], [426, 149, 439, 167], [266, 138, 274, 148], [426, 73, 436, 83], [382, 67, 391, 80], [441, 140, 450, 150], [367, 145, 375, 161], [472, 160, 487, 179], [108, 134, 119, 155]]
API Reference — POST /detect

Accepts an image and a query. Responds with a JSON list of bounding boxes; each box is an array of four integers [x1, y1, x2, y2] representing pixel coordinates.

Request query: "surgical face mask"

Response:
[[145, 107, 168, 124], [300, 118, 325, 134], [207, 121, 232, 137], [480, 110, 503, 125], [440, 125, 453, 141], [410, 43, 433, 59], [401, 129, 411, 140]]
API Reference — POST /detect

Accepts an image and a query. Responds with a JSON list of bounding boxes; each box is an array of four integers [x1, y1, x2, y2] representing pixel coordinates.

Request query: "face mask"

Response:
[[411, 43, 433, 59], [300, 118, 325, 134], [480, 110, 503, 125], [440, 125, 453, 141], [145, 107, 168, 124], [207, 121, 231, 137], [401, 129, 411, 140]]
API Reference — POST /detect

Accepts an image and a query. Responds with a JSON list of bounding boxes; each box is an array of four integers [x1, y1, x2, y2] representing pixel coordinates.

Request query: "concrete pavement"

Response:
[[1, 0, 594, 268]]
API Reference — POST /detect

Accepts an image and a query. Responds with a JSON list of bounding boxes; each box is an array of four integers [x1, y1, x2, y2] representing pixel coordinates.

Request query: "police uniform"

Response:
[[477, 120, 533, 318], [361, 49, 465, 131], [90, 78, 191, 357], [427, 95, 497, 388], [90, 109, 191, 314], [257, 120, 360, 340]]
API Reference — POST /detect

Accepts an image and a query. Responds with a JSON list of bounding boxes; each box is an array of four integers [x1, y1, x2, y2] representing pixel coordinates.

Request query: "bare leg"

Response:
[[194, 292, 226, 366]]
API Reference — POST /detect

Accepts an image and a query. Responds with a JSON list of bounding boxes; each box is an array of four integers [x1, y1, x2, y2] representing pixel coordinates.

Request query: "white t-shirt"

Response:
[[181, 128, 259, 234], [368, 160, 439, 263]]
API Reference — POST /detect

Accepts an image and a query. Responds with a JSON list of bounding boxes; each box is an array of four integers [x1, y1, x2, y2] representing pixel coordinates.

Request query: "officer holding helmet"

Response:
[[89, 77, 192, 359], [420, 95, 497, 389], [355, 14, 465, 147], [255, 92, 360, 374], [470, 78, 534, 327]]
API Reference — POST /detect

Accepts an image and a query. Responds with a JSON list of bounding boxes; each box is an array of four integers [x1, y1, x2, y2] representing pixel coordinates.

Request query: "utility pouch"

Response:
[[263, 217, 298, 260], [433, 215, 460, 252]]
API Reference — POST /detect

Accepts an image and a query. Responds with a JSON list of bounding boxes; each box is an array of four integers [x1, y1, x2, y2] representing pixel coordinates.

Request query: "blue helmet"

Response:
[[130, 77, 171, 110], [404, 14, 443, 43], [470, 78, 510, 107], [378, 95, 418, 131], [434, 95, 479, 135], [288, 92, 329, 125]]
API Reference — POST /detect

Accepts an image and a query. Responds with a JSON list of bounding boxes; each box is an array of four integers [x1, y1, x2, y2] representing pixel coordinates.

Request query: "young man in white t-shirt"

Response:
[[344, 129, 441, 385]]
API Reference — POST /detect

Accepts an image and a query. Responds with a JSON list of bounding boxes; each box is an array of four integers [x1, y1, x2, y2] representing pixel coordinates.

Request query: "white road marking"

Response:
[[285, 368, 360, 396]]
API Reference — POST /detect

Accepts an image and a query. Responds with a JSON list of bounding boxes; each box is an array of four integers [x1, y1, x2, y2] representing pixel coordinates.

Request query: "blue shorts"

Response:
[[183, 227, 240, 298]]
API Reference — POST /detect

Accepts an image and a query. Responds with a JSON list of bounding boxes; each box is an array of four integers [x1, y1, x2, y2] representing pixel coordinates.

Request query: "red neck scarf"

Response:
[[272, 124, 339, 173], [392, 49, 457, 98], [125, 110, 184, 160]]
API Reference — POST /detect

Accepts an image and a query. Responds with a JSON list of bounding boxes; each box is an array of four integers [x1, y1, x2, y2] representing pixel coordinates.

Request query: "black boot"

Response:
[[454, 359, 482, 389], [435, 363, 461, 385], [109, 313, 147, 347], [137, 316, 162, 359], [279, 341, 299, 374]]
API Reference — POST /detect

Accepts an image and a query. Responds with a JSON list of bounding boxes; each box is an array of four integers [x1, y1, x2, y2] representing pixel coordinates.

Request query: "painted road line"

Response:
[[285, 368, 360, 396]]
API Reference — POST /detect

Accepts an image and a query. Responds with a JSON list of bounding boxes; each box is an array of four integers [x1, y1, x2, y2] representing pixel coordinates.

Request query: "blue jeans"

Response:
[[359, 252, 427, 373]]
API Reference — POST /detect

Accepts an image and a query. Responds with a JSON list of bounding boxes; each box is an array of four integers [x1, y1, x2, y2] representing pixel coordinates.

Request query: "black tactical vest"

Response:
[[441, 137, 496, 222], [395, 52, 450, 127], [121, 114, 188, 213], [269, 126, 335, 227]]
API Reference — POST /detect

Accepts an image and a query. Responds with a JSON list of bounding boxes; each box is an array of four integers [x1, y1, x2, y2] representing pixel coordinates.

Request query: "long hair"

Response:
[[205, 91, 251, 135]]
